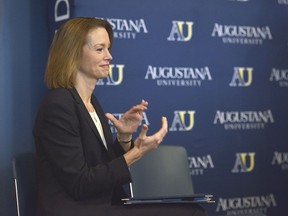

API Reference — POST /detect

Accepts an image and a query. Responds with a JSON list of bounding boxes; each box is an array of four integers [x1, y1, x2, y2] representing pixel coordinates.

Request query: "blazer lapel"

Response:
[[68, 88, 106, 149]]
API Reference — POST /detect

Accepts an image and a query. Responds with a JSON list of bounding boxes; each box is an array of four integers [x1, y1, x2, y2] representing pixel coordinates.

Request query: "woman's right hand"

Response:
[[124, 117, 168, 166]]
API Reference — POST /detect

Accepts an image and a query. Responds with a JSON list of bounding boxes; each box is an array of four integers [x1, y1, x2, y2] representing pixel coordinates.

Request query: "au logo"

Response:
[[272, 151, 288, 168], [97, 64, 124, 85], [232, 152, 255, 173], [229, 67, 253, 87], [169, 111, 195, 131], [167, 21, 194, 42]]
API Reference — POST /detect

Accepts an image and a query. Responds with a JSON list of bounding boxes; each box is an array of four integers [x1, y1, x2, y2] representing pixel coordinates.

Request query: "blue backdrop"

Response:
[[5, 1, 288, 216], [0, 0, 49, 215], [1, 0, 287, 216], [50, 1, 288, 215]]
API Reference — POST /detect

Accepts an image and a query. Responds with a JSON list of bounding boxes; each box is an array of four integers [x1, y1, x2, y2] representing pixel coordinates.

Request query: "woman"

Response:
[[33, 17, 207, 216]]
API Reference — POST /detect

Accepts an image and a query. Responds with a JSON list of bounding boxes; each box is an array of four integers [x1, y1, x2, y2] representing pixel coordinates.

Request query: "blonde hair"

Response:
[[45, 17, 113, 89]]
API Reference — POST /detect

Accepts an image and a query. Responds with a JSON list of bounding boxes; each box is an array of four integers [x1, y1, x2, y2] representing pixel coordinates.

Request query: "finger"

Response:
[[131, 104, 148, 113], [105, 113, 118, 126], [124, 100, 148, 117], [132, 100, 148, 112], [161, 116, 168, 130], [138, 124, 149, 139], [141, 99, 148, 107], [158, 116, 168, 135], [155, 117, 168, 144]]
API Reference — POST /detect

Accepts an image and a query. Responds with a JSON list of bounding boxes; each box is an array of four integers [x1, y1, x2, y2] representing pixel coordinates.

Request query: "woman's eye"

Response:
[[96, 48, 103, 52]]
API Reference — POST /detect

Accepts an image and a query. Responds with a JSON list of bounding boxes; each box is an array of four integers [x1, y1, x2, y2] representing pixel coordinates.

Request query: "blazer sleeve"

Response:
[[34, 90, 131, 201]]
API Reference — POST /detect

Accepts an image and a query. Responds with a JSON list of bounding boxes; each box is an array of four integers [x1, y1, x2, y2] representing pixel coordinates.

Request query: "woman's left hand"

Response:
[[105, 100, 148, 140]]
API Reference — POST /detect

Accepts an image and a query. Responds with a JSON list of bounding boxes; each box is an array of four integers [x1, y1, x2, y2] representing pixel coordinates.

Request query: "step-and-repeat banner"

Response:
[[49, 0, 288, 215]]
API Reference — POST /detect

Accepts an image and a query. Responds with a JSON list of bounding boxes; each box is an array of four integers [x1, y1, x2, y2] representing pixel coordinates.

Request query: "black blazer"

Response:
[[33, 88, 131, 216]]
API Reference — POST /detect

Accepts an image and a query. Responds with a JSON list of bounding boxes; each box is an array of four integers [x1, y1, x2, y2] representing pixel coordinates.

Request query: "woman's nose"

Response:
[[105, 49, 113, 61]]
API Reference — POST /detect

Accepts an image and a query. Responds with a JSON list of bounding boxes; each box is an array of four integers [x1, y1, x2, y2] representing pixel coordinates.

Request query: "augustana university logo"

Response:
[[230, 67, 253, 87], [232, 152, 255, 173], [216, 194, 277, 216], [104, 17, 148, 39], [188, 155, 215, 176], [211, 23, 272, 45], [213, 110, 274, 130], [97, 64, 125, 86], [167, 21, 194, 42], [144, 65, 212, 87], [269, 68, 288, 87], [169, 111, 195, 132]]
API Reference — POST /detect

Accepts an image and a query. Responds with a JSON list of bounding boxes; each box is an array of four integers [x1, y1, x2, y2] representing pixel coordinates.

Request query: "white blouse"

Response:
[[89, 111, 108, 150]]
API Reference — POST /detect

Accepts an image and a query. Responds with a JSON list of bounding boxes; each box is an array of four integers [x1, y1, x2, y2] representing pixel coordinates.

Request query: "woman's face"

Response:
[[78, 27, 113, 80]]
